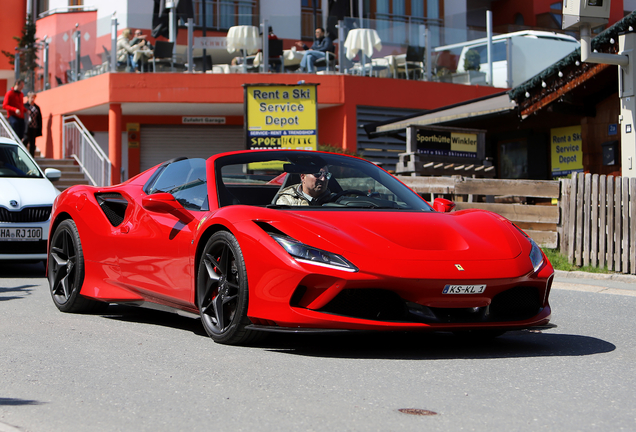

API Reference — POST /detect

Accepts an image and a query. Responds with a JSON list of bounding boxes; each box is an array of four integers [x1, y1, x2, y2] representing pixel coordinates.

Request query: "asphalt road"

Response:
[[1, 262, 635, 432]]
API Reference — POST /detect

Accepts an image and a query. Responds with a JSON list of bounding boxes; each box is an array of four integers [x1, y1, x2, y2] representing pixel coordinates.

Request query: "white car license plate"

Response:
[[0, 227, 42, 241], [443, 284, 486, 294]]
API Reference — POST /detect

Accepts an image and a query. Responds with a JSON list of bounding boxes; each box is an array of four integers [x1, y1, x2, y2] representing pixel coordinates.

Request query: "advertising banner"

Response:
[[245, 84, 318, 151], [551, 125, 583, 177], [193, 37, 227, 49], [415, 129, 478, 158]]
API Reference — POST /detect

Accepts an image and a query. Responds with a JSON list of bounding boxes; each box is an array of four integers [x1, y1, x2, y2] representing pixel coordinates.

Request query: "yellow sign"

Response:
[[551, 125, 583, 177], [127, 123, 140, 149], [245, 84, 318, 151], [451, 133, 478, 153]]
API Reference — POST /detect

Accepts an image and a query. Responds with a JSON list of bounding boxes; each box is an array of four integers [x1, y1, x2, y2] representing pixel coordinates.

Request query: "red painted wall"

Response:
[[35, 72, 502, 169], [1, 0, 27, 92], [0, 0, 27, 71]]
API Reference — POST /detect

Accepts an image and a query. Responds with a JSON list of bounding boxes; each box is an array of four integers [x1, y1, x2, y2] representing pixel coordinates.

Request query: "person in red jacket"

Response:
[[3, 79, 26, 140]]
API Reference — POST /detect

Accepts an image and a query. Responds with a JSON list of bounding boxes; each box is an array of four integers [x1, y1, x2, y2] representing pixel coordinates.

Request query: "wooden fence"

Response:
[[560, 172, 636, 274], [397, 176, 561, 248]]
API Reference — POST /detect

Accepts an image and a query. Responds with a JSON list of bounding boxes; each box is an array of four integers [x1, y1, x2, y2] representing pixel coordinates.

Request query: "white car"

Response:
[[0, 137, 61, 262]]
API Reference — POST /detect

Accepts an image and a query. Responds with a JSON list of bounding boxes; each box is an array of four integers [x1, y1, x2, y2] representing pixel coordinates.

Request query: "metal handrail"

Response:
[[63, 115, 111, 186], [0, 111, 26, 148]]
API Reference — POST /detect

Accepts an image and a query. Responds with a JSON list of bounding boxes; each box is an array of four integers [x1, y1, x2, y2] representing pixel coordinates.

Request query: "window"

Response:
[[471, 41, 508, 63], [0, 145, 41, 178], [368, 0, 441, 20], [499, 140, 528, 179], [68, 0, 83, 5], [301, 0, 322, 39], [145, 158, 208, 211], [192, 0, 258, 30]]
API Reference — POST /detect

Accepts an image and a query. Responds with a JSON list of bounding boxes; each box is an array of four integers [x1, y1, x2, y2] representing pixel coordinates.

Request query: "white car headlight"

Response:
[[270, 234, 358, 272]]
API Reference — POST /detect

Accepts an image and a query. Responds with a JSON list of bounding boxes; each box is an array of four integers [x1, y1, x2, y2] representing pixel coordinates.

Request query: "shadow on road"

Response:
[[95, 305, 615, 360], [0, 397, 43, 406], [101, 304, 207, 336], [0, 262, 45, 278], [0, 285, 37, 301], [260, 331, 616, 360]]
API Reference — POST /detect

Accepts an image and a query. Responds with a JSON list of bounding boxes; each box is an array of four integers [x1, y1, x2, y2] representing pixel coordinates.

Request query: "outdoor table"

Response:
[[253, 47, 304, 69], [227, 25, 261, 73], [344, 28, 382, 77]]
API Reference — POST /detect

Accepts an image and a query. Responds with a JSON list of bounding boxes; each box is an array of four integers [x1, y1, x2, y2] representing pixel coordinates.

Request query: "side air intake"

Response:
[[95, 193, 128, 226]]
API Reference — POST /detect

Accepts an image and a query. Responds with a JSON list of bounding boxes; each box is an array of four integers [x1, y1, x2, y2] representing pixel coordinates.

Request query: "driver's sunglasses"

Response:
[[311, 172, 332, 180]]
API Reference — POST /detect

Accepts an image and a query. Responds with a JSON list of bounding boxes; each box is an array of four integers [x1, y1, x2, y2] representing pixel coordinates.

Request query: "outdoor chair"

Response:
[[314, 50, 337, 73], [268, 39, 284, 72], [152, 41, 176, 72], [396, 46, 425, 80], [193, 55, 213, 71]]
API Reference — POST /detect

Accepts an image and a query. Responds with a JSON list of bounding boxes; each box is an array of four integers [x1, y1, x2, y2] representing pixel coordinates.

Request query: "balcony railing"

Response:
[[24, 7, 579, 91]]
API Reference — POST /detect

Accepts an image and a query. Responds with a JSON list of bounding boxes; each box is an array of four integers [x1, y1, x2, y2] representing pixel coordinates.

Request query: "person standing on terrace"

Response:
[[295, 27, 334, 73]]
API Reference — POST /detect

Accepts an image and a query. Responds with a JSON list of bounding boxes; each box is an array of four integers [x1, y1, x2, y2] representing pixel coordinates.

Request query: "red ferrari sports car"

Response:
[[47, 150, 554, 344]]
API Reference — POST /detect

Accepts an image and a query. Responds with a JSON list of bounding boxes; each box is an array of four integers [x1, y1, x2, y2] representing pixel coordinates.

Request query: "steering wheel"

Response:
[[330, 189, 368, 202]]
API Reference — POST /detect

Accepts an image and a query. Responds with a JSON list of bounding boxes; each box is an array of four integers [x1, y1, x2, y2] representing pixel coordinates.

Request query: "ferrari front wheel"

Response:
[[197, 231, 257, 345], [48, 219, 105, 313]]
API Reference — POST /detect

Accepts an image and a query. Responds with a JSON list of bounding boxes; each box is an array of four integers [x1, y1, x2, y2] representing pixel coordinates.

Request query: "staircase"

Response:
[[36, 157, 91, 191]]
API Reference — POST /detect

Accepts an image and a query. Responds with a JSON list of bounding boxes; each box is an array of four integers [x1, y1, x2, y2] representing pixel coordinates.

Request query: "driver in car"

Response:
[[276, 166, 334, 206]]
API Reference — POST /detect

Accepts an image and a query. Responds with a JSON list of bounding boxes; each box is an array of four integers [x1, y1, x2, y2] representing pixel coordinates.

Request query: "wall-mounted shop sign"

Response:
[[244, 83, 318, 151], [551, 125, 583, 177], [182, 117, 226, 125], [193, 37, 228, 49], [406, 125, 485, 161], [127, 123, 140, 148]]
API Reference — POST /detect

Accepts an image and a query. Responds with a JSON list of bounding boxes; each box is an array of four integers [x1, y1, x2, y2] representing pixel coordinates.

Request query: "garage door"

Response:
[[140, 125, 245, 171]]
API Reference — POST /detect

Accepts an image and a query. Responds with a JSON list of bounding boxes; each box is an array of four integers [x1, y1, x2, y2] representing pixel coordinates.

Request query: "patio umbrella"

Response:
[[226, 25, 261, 73], [152, 0, 194, 39]]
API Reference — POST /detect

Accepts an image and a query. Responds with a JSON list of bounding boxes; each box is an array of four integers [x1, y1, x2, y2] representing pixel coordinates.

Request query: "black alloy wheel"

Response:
[[48, 219, 105, 313], [197, 231, 258, 345]]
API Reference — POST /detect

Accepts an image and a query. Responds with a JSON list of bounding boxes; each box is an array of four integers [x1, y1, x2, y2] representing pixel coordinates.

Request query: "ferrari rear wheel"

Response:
[[197, 231, 258, 345], [48, 219, 106, 313]]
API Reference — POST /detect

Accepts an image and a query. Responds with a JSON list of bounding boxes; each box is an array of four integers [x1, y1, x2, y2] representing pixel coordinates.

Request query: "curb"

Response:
[[554, 269, 636, 284]]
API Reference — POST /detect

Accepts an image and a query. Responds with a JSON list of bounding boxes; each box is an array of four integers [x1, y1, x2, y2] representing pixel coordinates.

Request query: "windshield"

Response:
[[0, 144, 42, 178], [215, 151, 433, 211]]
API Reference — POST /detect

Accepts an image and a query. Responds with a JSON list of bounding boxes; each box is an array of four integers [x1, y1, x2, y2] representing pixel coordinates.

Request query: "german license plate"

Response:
[[0, 227, 42, 241], [443, 284, 486, 294]]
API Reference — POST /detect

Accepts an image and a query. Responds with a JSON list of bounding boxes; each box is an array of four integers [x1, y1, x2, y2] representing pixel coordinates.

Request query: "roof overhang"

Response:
[[374, 93, 517, 134]]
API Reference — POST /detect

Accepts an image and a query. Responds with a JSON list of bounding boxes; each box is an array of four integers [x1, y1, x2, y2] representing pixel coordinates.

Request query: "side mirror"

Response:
[[142, 193, 181, 213], [433, 198, 456, 213], [142, 193, 194, 223], [44, 168, 61, 182]]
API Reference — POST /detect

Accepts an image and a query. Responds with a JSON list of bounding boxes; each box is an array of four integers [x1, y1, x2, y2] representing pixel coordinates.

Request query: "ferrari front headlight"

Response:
[[270, 234, 358, 272], [529, 238, 544, 273]]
